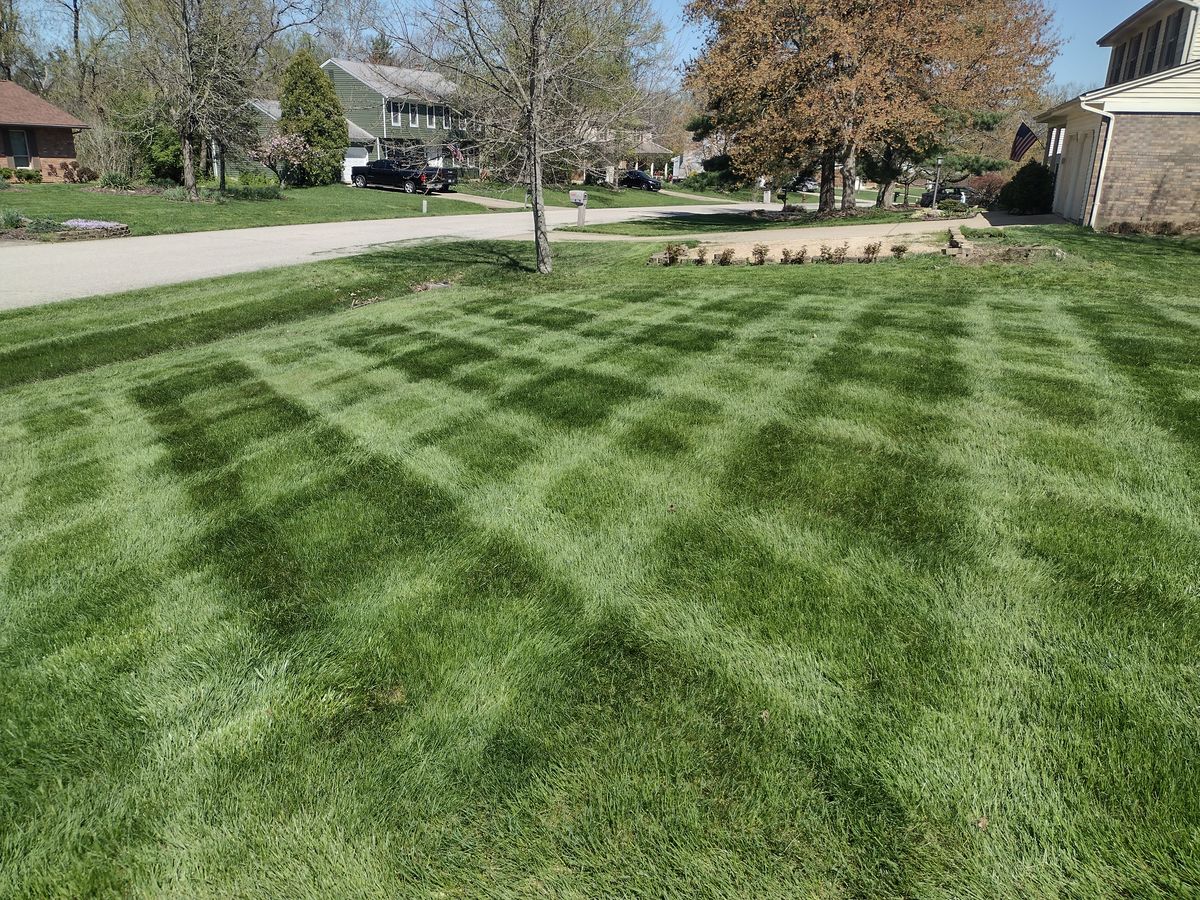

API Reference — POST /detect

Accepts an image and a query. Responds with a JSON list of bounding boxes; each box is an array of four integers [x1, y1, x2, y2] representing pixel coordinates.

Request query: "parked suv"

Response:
[[350, 159, 458, 193], [618, 169, 662, 191]]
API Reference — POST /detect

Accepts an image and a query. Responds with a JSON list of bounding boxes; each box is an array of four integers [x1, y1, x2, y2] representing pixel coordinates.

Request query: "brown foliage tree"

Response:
[[686, 0, 1059, 212]]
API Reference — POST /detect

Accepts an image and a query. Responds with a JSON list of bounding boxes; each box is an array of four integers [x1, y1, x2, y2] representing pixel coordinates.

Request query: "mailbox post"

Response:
[[570, 190, 588, 226]]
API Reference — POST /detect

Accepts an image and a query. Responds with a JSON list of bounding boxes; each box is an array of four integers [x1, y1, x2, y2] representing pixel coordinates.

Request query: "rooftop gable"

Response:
[[0, 81, 88, 128], [1097, 0, 1197, 46], [321, 59, 455, 101]]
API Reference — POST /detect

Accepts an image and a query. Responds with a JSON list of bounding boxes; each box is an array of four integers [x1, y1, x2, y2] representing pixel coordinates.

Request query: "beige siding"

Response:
[[1102, 62, 1200, 109]]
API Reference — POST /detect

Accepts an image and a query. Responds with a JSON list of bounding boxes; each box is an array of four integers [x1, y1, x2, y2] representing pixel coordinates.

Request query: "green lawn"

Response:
[[563, 208, 918, 235], [3, 229, 1200, 896], [457, 180, 715, 208], [0, 183, 494, 236]]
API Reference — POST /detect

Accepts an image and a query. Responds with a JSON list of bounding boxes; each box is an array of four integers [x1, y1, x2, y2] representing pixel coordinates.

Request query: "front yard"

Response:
[[561, 208, 923, 235], [0, 183, 494, 236], [1, 229, 1198, 896]]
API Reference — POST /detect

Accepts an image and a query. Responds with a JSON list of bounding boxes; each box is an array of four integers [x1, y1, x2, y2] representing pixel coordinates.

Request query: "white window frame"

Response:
[[389, 102, 402, 127], [443, 108, 451, 130], [427, 105, 437, 129], [408, 103, 419, 127], [8, 129, 31, 168]]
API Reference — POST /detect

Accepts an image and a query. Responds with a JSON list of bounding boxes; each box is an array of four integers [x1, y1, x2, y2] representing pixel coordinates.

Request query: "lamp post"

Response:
[[932, 155, 945, 206]]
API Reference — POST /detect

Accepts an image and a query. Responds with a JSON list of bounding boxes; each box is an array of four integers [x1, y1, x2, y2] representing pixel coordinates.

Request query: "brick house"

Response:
[[0, 81, 88, 181], [1037, 0, 1200, 227]]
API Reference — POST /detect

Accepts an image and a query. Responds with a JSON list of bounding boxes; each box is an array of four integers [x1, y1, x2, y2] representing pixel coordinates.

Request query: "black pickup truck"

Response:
[[350, 159, 458, 194]]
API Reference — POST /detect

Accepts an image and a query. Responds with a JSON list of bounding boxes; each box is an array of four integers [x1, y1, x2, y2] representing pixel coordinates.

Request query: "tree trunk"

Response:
[[841, 143, 857, 211], [199, 138, 209, 179], [181, 131, 198, 199], [875, 179, 895, 208], [528, 119, 552, 274], [527, 7, 552, 274], [217, 142, 227, 191], [819, 154, 836, 214]]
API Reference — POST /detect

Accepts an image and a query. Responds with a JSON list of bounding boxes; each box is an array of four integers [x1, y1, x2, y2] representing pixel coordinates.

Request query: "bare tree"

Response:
[[122, 0, 321, 197], [396, 0, 662, 273]]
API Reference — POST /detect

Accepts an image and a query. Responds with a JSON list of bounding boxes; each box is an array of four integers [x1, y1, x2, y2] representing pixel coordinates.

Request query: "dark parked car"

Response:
[[350, 159, 458, 193], [618, 169, 662, 191], [920, 185, 980, 207]]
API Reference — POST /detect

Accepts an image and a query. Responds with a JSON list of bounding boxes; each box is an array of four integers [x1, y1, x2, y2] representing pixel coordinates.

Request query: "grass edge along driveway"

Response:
[[2, 229, 1199, 896]]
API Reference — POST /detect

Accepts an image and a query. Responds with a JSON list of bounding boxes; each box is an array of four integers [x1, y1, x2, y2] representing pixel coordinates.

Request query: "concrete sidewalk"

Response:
[[0, 201, 757, 310]]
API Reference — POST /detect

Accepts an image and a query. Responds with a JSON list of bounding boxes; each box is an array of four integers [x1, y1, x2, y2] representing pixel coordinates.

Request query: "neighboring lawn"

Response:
[[3, 229, 1200, 896], [561, 208, 919, 235], [456, 180, 715, 208], [0, 182, 495, 236]]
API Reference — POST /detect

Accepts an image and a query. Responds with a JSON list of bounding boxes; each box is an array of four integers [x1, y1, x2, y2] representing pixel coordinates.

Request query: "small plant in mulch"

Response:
[[781, 247, 807, 265], [693, 246, 708, 266], [891, 243, 909, 260], [818, 242, 849, 264], [750, 244, 770, 266], [714, 248, 736, 266], [861, 241, 882, 263], [664, 243, 688, 266]]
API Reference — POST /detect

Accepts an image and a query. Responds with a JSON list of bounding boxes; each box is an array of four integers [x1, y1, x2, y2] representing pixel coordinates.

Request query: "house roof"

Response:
[[249, 98, 375, 143], [634, 135, 674, 156], [1036, 57, 1200, 121], [0, 81, 88, 128], [1096, 0, 1195, 46], [322, 59, 455, 100]]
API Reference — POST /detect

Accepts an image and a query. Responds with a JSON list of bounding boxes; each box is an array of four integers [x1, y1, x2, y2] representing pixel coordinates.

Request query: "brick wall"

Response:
[[1095, 113, 1200, 226], [31, 127, 80, 182], [1, 126, 79, 181]]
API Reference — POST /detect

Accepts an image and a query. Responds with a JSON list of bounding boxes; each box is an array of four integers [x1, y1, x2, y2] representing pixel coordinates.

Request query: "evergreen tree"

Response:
[[279, 48, 348, 185]]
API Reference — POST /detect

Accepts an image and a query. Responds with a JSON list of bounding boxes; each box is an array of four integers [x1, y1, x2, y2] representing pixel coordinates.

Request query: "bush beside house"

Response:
[[278, 50, 348, 186]]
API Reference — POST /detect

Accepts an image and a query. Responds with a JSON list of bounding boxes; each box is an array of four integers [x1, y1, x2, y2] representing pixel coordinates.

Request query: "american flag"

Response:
[[1010, 123, 1040, 162], [449, 143, 464, 164]]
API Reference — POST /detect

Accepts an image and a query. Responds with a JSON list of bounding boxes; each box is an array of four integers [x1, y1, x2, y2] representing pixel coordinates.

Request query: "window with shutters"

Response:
[[1142, 21, 1162, 76], [1124, 32, 1142, 81], [1161, 9, 1185, 69]]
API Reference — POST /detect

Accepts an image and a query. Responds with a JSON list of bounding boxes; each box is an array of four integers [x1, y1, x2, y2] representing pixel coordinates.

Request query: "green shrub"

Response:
[[938, 199, 970, 215], [0, 180, 8, 191], [222, 184, 282, 201], [278, 48, 348, 186], [890, 243, 909, 260], [236, 171, 277, 187], [15, 169, 43, 183], [1, 208, 22, 228], [98, 171, 133, 189], [161, 186, 189, 201], [24, 216, 62, 233], [997, 160, 1055, 215], [0, 167, 14, 181], [198, 187, 227, 203]]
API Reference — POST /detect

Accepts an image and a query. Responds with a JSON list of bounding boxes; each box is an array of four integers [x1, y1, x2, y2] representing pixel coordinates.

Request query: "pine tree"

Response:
[[279, 49, 348, 186]]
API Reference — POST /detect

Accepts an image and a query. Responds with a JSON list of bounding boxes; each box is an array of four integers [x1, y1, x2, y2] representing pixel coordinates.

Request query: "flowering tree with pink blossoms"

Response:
[[249, 132, 314, 187]]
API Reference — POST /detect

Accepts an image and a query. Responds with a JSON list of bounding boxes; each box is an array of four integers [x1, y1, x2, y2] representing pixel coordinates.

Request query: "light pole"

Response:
[[932, 155, 945, 206]]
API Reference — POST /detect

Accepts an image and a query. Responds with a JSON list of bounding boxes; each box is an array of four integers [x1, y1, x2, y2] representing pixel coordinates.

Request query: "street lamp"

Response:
[[932, 155, 945, 206]]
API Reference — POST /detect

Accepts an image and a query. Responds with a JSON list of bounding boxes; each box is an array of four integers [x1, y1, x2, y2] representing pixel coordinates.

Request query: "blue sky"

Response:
[[654, 0, 1139, 92]]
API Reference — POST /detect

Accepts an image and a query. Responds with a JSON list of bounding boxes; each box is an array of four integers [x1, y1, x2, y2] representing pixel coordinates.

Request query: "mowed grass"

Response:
[[562, 208, 916, 236], [2, 230, 1200, 896], [458, 180, 715, 208], [0, 182, 493, 235]]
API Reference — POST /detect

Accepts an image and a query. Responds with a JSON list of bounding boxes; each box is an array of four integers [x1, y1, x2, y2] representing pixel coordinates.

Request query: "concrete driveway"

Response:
[[0, 202, 762, 310]]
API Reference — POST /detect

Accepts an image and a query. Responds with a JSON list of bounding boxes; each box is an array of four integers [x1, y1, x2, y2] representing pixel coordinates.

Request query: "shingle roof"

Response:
[[0, 80, 88, 128], [323, 59, 456, 100], [634, 136, 674, 156], [248, 98, 375, 143]]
